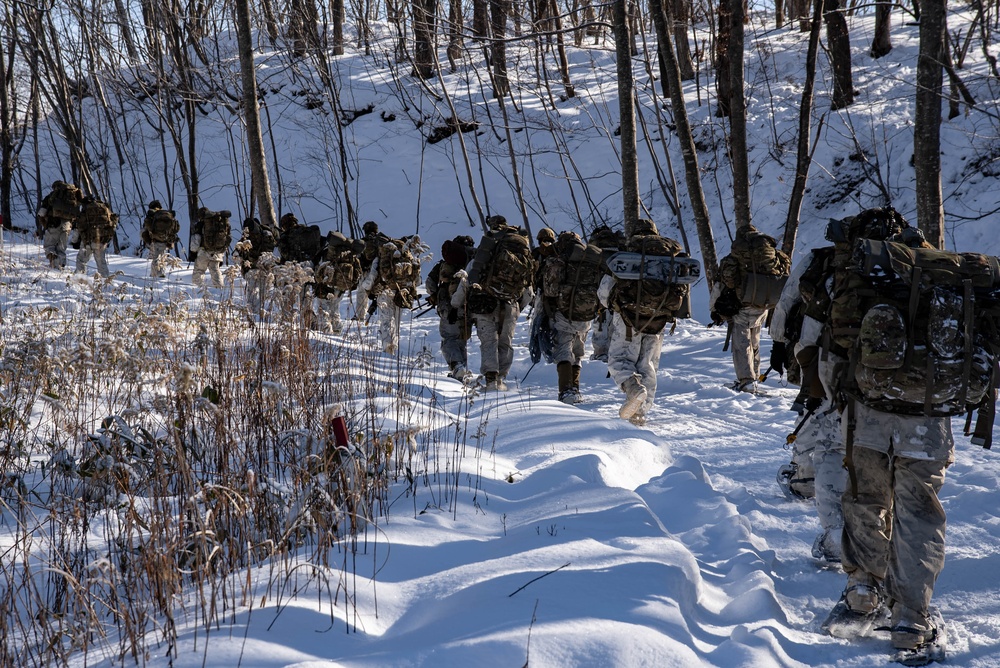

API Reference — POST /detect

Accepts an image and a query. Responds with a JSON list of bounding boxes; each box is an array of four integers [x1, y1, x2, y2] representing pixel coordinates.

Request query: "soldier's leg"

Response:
[[606, 313, 642, 389], [192, 253, 209, 286], [75, 245, 92, 273], [497, 301, 519, 378], [377, 293, 399, 353], [840, 445, 892, 592], [208, 256, 224, 288], [475, 310, 501, 377], [590, 310, 610, 361], [635, 331, 664, 414], [329, 291, 345, 332], [94, 244, 110, 277]]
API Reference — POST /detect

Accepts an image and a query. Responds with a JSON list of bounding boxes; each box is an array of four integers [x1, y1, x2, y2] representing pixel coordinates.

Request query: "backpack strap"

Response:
[[844, 397, 859, 499]]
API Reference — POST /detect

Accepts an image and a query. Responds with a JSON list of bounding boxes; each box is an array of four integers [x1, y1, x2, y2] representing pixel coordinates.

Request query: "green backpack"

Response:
[[542, 232, 605, 321], [472, 226, 535, 302], [200, 211, 232, 252], [611, 234, 690, 335], [720, 225, 791, 309], [832, 239, 1000, 418], [148, 209, 179, 243]]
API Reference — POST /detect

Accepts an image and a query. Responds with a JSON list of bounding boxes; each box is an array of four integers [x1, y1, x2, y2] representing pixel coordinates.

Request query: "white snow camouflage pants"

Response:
[[551, 312, 591, 366], [840, 402, 953, 617], [192, 251, 224, 288], [473, 299, 520, 378], [75, 242, 110, 277], [437, 305, 469, 370], [730, 306, 767, 383], [148, 242, 171, 278], [590, 310, 612, 359], [376, 292, 401, 353], [607, 311, 662, 415], [315, 291, 345, 332], [43, 223, 70, 268]]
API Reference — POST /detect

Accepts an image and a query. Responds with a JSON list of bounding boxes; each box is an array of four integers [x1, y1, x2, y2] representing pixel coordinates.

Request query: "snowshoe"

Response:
[[891, 608, 946, 666], [822, 588, 889, 639]]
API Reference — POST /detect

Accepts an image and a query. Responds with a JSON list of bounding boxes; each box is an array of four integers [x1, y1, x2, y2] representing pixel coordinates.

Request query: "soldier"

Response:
[[274, 213, 322, 324], [74, 196, 118, 277], [598, 219, 689, 425], [355, 220, 390, 319], [710, 224, 791, 393], [587, 225, 625, 362], [190, 207, 232, 288], [235, 217, 277, 310], [37, 180, 83, 269], [359, 233, 425, 354], [822, 208, 962, 664], [426, 235, 476, 380], [141, 200, 180, 278], [313, 231, 362, 333], [539, 231, 604, 404], [454, 215, 535, 391]]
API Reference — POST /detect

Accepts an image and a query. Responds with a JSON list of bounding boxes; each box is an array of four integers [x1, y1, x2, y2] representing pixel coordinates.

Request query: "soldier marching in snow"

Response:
[[598, 218, 690, 425], [190, 207, 232, 288], [355, 221, 391, 319], [235, 217, 277, 310], [821, 207, 1000, 665], [37, 180, 83, 269], [274, 213, 322, 324], [426, 235, 476, 380], [453, 215, 535, 391], [710, 224, 791, 393], [359, 232, 427, 354], [313, 231, 362, 333], [73, 196, 118, 277], [539, 230, 605, 404], [587, 225, 625, 363], [770, 220, 852, 565], [141, 200, 180, 278]]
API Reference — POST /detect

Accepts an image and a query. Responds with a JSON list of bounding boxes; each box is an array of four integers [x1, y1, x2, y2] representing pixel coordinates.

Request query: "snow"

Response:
[[5, 6, 1000, 668]]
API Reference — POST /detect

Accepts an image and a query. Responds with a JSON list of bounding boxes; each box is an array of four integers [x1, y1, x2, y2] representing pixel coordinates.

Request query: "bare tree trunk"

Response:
[[870, 0, 892, 57], [672, 0, 695, 81], [447, 0, 463, 67], [915, 0, 945, 248], [715, 0, 732, 117], [490, 0, 510, 97], [235, 0, 278, 229], [783, 0, 823, 254], [776, 0, 785, 28], [549, 0, 576, 97], [612, 0, 639, 235], [649, 0, 719, 288], [728, 0, 751, 230], [474, 0, 489, 38], [412, 0, 437, 78], [824, 0, 854, 109]]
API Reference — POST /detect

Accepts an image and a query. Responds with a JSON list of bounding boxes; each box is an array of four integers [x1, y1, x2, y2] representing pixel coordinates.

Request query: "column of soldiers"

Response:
[[30, 182, 968, 662]]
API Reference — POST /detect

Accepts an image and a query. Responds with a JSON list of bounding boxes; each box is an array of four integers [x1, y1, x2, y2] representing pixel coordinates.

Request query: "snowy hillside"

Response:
[[5, 7, 1000, 668]]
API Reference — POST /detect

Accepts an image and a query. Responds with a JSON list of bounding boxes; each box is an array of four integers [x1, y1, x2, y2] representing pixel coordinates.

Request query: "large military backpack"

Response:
[[77, 200, 117, 245], [720, 226, 791, 309], [610, 234, 690, 335], [315, 245, 361, 295], [375, 237, 422, 307], [200, 210, 232, 252], [47, 182, 82, 220], [470, 225, 535, 303], [147, 209, 179, 244], [279, 224, 321, 263], [832, 239, 1000, 420], [542, 232, 605, 321], [798, 246, 836, 322]]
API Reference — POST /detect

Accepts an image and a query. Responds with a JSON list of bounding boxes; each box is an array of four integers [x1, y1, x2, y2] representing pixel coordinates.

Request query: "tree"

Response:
[[612, 0, 639, 235], [824, 0, 854, 109], [235, 0, 277, 229], [914, 0, 945, 248], [728, 0, 751, 230], [412, 0, 437, 79], [870, 0, 893, 58], [715, 0, 733, 117]]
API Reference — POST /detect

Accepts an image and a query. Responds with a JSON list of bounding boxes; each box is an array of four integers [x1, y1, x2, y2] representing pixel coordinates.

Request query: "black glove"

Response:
[[805, 396, 823, 411], [770, 342, 787, 376], [447, 308, 458, 324], [710, 311, 724, 326]]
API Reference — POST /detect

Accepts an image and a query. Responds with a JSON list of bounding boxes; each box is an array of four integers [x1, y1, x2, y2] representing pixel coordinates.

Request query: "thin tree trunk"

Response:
[[235, 0, 277, 229], [783, 0, 824, 254], [914, 0, 945, 248], [490, 0, 510, 97], [612, 0, 639, 235], [824, 0, 854, 109], [715, 0, 732, 117], [672, 0, 695, 81], [870, 0, 892, 58], [729, 0, 751, 230]]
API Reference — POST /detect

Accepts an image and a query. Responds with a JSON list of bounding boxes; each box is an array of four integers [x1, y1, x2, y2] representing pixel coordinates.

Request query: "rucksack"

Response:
[[832, 239, 1000, 417], [471, 226, 535, 302], [47, 182, 82, 220], [77, 201, 117, 245], [610, 234, 690, 335], [720, 226, 791, 309], [542, 233, 605, 321], [315, 247, 361, 294], [378, 238, 419, 286], [200, 211, 232, 252], [279, 224, 321, 263], [798, 246, 836, 323], [147, 209, 179, 244], [245, 220, 276, 256]]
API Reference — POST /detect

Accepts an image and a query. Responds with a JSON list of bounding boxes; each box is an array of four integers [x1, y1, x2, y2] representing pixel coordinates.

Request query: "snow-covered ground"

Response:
[[1, 237, 998, 667]]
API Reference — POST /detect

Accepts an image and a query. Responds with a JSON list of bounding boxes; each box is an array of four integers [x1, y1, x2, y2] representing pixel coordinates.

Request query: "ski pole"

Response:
[[786, 407, 817, 445], [521, 361, 538, 384], [759, 366, 773, 383]]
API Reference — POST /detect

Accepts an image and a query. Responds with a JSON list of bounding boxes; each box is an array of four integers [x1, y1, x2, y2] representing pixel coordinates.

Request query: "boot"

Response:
[[619, 376, 647, 419], [571, 365, 583, 404], [557, 362, 573, 403]]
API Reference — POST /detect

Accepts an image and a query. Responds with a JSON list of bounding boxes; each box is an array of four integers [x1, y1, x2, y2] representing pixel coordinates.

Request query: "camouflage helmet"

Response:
[[848, 207, 908, 243], [362, 220, 379, 235], [326, 230, 349, 247], [279, 213, 298, 229], [148, 200, 162, 210], [197, 206, 210, 219], [537, 227, 557, 244], [589, 225, 623, 250], [52, 180, 65, 189], [486, 214, 507, 230], [453, 235, 475, 247], [242, 217, 258, 229], [632, 218, 658, 236]]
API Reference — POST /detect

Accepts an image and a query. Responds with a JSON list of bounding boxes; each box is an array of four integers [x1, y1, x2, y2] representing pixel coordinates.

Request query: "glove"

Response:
[[805, 396, 823, 411], [447, 308, 458, 324], [711, 311, 725, 326], [770, 342, 787, 376]]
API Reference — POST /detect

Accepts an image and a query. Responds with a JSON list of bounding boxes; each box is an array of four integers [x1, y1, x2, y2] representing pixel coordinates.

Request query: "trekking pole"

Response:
[[759, 366, 773, 383], [521, 361, 538, 384], [413, 304, 435, 318], [723, 321, 733, 352], [786, 407, 817, 446]]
